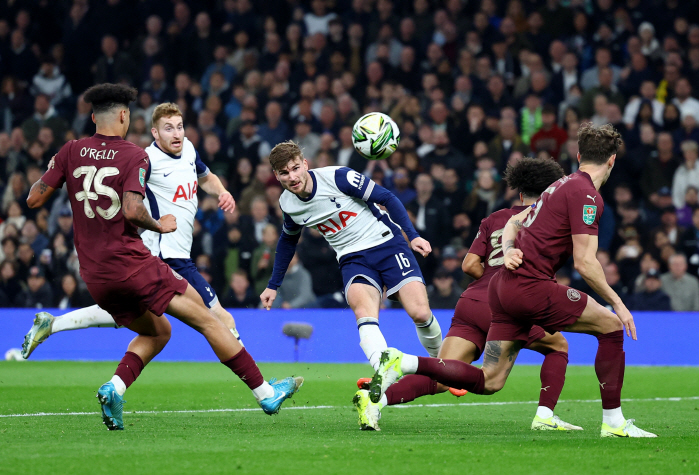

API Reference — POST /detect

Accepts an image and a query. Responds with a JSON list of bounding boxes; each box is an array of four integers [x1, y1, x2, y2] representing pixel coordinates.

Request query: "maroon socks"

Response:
[[114, 351, 145, 389], [416, 356, 485, 394], [385, 374, 438, 405], [595, 330, 625, 409], [221, 348, 265, 390], [538, 350, 568, 411]]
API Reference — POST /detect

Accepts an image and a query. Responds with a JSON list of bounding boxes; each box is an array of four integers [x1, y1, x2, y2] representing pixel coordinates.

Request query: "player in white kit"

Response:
[[22, 103, 242, 358], [259, 141, 443, 372]]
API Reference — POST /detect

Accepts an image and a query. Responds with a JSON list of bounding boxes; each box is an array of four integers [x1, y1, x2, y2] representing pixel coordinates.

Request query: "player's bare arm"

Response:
[[461, 253, 484, 279], [27, 179, 57, 208], [572, 233, 636, 340], [502, 206, 531, 270], [122, 191, 177, 234], [199, 173, 235, 213]]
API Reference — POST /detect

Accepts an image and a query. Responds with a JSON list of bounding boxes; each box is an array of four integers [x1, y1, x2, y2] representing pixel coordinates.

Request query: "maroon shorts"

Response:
[[486, 269, 588, 342], [86, 256, 188, 327], [446, 295, 547, 359]]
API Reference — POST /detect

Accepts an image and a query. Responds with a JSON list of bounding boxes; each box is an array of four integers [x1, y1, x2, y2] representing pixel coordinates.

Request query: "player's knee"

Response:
[[603, 314, 624, 333], [483, 377, 505, 394], [154, 318, 172, 349], [550, 334, 569, 353], [408, 304, 432, 324], [435, 383, 449, 394]]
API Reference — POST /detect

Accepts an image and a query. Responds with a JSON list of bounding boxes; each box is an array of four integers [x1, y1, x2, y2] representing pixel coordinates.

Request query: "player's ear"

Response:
[[576, 151, 581, 164], [151, 127, 158, 140], [519, 192, 524, 204], [608, 153, 617, 168], [91, 112, 96, 124]]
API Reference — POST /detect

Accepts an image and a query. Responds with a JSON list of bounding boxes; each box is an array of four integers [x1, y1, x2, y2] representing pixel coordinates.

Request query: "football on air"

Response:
[[352, 112, 400, 160]]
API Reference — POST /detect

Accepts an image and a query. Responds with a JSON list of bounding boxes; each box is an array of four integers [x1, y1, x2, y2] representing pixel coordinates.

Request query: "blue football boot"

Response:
[[258, 376, 304, 415], [96, 382, 125, 430]]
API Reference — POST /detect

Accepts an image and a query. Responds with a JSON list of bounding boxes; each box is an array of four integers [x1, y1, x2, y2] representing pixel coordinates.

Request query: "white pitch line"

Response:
[[1, 396, 697, 419]]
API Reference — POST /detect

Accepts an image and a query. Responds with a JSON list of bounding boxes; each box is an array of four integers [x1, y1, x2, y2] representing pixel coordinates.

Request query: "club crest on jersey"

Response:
[[583, 205, 597, 225], [139, 168, 146, 187], [567, 289, 581, 302]]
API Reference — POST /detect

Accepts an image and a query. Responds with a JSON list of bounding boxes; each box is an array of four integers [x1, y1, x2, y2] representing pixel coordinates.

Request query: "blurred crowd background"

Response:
[[2, 0, 699, 312]]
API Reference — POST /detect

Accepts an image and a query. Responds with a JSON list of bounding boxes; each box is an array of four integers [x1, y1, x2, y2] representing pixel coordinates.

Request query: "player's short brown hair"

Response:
[[577, 123, 623, 165], [151, 102, 183, 127], [269, 140, 303, 171], [83, 83, 138, 115]]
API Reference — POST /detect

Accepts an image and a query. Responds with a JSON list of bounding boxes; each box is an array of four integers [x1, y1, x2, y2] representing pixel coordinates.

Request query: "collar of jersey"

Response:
[[295, 171, 317, 202], [152, 141, 183, 159], [94, 133, 122, 141]]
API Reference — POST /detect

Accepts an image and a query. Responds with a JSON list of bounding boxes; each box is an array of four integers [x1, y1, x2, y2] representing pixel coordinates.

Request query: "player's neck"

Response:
[[577, 164, 606, 191], [95, 125, 125, 138]]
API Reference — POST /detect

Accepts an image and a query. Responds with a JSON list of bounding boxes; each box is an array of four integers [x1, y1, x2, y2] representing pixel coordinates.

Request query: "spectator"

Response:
[[220, 270, 259, 308], [641, 132, 680, 208], [56, 273, 94, 309], [275, 254, 316, 309], [529, 105, 567, 160], [30, 57, 72, 107], [672, 141, 699, 209], [0, 260, 22, 307], [626, 269, 672, 311], [673, 78, 699, 123], [579, 67, 625, 119], [250, 223, 279, 296], [407, 174, 451, 250], [93, 35, 137, 85], [427, 267, 461, 309], [488, 117, 530, 174], [20, 265, 54, 309], [334, 125, 365, 172], [21, 94, 68, 148], [304, 0, 338, 36], [623, 80, 665, 128], [293, 115, 321, 162], [580, 47, 622, 91], [229, 119, 271, 167], [660, 254, 699, 311]]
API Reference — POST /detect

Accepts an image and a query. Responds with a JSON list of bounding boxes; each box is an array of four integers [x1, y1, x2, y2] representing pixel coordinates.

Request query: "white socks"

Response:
[[536, 406, 554, 419], [603, 407, 625, 428], [357, 317, 388, 370], [251, 381, 275, 402], [52, 305, 117, 333], [110, 375, 126, 396], [400, 354, 419, 374], [415, 315, 442, 357]]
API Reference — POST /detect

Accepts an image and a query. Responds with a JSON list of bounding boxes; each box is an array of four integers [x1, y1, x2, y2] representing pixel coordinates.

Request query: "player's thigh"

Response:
[[396, 281, 431, 323], [525, 331, 569, 355], [125, 310, 172, 339], [347, 282, 382, 321], [481, 339, 523, 394], [166, 284, 220, 331], [562, 296, 623, 336], [439, 336, 479, 363], [211, 301, 236, 329]]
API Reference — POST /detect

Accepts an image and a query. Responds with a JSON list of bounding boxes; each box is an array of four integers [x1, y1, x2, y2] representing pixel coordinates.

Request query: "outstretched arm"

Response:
[[502, 206, 532, 270], [199, 173, 235, 213], [26, 179, 56, 208], [122, 191, 176, 233]]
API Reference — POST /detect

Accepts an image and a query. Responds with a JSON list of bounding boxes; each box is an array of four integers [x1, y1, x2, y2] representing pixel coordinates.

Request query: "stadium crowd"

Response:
[[1, 0, 699, 312]]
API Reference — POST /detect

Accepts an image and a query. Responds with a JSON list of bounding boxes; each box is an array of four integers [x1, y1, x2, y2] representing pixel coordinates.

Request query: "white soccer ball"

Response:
[[352, 112, 400, 160], [4, 348, 26, 361]]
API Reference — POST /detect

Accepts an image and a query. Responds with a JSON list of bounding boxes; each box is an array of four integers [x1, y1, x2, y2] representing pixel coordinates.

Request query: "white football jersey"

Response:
[[279, 166, 400, 259], [142, 138, 209, 259]]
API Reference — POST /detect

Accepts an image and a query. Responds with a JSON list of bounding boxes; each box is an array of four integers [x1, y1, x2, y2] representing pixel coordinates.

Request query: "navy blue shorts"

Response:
[[338, 233, 425, 302], [163, 258, 219, 308]]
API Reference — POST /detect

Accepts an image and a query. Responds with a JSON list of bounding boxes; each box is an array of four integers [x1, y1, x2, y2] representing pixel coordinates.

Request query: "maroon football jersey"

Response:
[[42, 134, 153, 283], [464, 205, 528, 302], [514, 170, 603, 281]]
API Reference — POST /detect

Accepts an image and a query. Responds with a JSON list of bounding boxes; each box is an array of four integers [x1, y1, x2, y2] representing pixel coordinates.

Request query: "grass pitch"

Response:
[[1, 362, 698, 475]]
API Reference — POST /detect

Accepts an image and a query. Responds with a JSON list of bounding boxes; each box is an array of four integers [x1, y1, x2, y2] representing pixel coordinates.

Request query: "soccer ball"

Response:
[[352, 112, 400, 160], [4, 348, 25, 361]]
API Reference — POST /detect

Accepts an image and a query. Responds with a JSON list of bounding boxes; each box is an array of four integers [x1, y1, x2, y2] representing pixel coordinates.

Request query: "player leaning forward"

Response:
[[260, 141, 443, 369], [22, 102, 244, 356], [370, 124, 656, 438], [26, 84, 301, 430]]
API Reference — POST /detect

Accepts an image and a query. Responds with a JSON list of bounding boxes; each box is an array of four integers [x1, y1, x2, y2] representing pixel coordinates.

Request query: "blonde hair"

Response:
[[151, 102, 183, 127]]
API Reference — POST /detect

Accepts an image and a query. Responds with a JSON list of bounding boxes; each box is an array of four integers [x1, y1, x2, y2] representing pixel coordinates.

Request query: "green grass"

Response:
[[1, 362, 698, 475]]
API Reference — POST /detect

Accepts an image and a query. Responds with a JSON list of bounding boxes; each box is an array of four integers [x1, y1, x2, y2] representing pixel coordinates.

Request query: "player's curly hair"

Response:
[[269, 140, 303, 171], [83, 83, 138, 115], [504, 157, 565, 199], [577, 123, 623, 165]]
